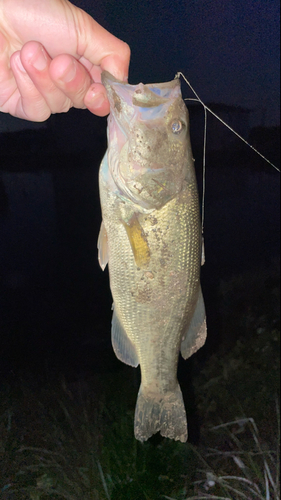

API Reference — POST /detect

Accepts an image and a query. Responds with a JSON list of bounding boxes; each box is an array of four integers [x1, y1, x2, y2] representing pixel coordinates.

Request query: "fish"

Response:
[[98, 71, 207, 443]]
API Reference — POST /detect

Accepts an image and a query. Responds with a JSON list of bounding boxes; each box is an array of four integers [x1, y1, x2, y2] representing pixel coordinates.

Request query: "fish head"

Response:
[[102, 71, 192, 210]]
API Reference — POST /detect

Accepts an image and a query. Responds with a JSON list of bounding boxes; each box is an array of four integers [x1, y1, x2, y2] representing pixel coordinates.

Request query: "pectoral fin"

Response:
[[97, 221, 108, 271], [112, 309, 139, 367], [122, 214, 150, 268], [180, 287, 207, 359]]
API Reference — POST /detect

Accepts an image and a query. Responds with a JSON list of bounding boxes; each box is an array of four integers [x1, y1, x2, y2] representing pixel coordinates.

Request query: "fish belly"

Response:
[[99, 157, 201, 442]]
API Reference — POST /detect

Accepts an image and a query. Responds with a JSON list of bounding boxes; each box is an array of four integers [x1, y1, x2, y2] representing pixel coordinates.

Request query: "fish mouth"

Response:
[[101, 70, 180, 88], [102, 71, 182, 149], [101, 71, 181, 115], [102, 72, 186, 209]]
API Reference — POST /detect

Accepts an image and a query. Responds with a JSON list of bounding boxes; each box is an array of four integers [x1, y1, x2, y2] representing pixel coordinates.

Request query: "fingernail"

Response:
[[102, 55, 128, 82], [60, 60, 77, 83], [32, 47, 47, 71], [91, 92, 106, 108], [16, 55, 26, 73]]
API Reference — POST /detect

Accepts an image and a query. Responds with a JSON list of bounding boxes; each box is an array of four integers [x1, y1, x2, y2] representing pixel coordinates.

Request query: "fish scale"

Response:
[[98, 71, 207, 442]]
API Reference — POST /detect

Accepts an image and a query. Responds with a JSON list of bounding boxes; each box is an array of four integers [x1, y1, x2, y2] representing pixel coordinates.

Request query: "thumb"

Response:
[[100, 53, 130, 82], [73, 7, 130, 82]]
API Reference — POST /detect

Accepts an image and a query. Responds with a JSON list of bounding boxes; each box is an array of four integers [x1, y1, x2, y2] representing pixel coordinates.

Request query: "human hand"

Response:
[[0, 0, 130, 120]]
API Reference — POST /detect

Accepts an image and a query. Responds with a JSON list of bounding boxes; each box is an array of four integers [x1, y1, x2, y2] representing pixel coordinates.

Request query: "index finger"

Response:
[[4, 0, 130, 82]]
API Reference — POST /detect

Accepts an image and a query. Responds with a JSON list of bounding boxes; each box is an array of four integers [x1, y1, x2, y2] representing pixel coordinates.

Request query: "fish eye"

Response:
[[171, 119, 183, 134]]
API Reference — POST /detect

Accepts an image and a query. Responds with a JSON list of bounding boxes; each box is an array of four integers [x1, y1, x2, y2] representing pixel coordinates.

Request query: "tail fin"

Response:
[[134, 384, 187, 443]]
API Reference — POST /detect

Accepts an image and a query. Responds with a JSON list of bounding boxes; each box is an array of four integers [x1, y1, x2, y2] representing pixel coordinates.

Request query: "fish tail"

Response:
[[134, 384, 187, 443]]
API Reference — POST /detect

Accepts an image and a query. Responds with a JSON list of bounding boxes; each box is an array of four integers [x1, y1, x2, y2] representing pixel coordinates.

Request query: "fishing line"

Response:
[[176, 71, 280, 250], [201, 102, 207, 236], [176, 72, 280, 174]]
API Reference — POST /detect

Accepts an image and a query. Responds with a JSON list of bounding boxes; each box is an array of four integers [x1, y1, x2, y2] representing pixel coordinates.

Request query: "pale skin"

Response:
[[0, 0, 130, 121]]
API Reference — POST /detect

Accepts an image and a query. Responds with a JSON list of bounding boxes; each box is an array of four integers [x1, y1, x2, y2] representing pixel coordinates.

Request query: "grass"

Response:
[[0, 381, 279, 500], [0, 378, 104, 499], [190, 412, 280, 500], [0, 375, 196, 499], [161, 407, 280, 500], [1, 264, 279, 499]]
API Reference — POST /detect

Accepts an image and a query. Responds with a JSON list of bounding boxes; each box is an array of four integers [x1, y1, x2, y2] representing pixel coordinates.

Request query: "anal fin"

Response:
[[112, 310, 139, 367], [181, 287, 207, 359]]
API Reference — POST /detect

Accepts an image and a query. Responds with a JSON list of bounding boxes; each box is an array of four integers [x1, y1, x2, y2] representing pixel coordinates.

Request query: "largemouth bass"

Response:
[[98, 71, 207, 442]]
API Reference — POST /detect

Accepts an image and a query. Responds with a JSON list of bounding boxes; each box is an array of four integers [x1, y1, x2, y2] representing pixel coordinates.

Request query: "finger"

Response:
[[84, 53, 130, 116], [3, 1, 131, 82], [0, 31, 17, 111], [9, 51, 51, 121], [20, 41, 72, 113], [48, 53, 92, 109], [100, 53, 130, 83], [68, 60, 110, 115], [74, 11, 131, 82], [84, 82, 110, 116]]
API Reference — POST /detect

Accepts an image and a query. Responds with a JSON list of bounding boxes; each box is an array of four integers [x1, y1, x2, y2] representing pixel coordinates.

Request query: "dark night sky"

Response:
[[76, 0, 280, 127]]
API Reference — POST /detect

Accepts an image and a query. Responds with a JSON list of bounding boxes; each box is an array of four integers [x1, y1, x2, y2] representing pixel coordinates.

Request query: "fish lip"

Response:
[[101, 70, 121, 86], [102, 72, 182, 123], [101, 71, 181, 110], [101, 71, 180, 90]]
